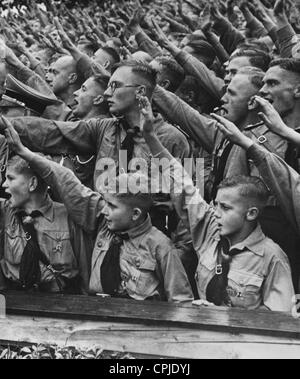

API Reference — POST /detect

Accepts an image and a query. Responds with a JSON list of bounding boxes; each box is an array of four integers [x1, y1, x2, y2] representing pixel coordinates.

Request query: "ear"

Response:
[[246, 207, 259, 222], [103, 60, 110, 69], [135, 85, 146, 98], [68, 73, 78, 84], [28, 176, 38, 192], [132, 207, 142, 221], [187, 90, 195, 103], [294, 85, 300, 99], [161, 79, 170, 90], [93, 95, 104, 106]]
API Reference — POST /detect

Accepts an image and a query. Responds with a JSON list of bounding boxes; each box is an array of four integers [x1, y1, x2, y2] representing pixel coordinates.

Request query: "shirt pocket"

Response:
[[39, 230, 76, 272], [227, 270, 264, 309], [5, 227, 26, 264], [125, 258, 158, 299]]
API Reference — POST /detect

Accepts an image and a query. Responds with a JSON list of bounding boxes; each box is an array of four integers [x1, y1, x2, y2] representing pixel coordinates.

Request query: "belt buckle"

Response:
[[258, 136, 267, 144], [25, 232, 31, 241], [215, 264, 223, 275]]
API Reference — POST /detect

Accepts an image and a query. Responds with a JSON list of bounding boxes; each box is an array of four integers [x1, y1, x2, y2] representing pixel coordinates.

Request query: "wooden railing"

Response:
[[0, 291, 300, 358]]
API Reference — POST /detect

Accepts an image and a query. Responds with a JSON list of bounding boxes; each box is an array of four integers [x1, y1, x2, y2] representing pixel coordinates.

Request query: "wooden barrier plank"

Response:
[[2, 291, 300, 339], [1, 316, 300, 359]]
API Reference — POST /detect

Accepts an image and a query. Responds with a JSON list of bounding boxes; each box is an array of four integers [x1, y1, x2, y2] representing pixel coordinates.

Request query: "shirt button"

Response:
[[135, 259, 141, 267]]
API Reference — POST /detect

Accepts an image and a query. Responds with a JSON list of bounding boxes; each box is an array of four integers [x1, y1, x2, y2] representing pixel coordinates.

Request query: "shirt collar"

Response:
[[123, 215, 152, 244], [116, 114, 163, 136], [13, 196, 55, 223], [230, 224, 265, 257]]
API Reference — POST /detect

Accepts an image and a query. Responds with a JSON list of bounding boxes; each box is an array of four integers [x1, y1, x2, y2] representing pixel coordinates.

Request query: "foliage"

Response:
[[0, 344, 136, 359]]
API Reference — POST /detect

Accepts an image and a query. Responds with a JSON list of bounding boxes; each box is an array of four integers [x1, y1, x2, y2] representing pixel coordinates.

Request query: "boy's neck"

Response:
[[23, 193, 48, 214], [119, 214, 149, 237], [228, 222, 258, 247]]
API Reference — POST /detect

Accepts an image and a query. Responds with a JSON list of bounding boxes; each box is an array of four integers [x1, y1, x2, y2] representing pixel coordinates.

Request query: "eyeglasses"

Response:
[[106, 81, 142, 94]]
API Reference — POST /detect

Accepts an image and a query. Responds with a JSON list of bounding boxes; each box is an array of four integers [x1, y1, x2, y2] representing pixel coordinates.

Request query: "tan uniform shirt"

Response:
[[165, 154, 295, 312]]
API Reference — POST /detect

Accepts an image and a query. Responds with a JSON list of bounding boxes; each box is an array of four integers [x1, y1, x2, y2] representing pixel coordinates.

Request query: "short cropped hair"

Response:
[[103, 172, 153, 214], [237, 66, 265, 89], [231, 49, 271, 72], [269, 58, 300, 77], [112, 60, 157, 91], [92, 73, 110, 89], [7, 155, 48, 194], [153, 56, 185, 92], [218, 175, 270, 210], [101, 46, 120, 65]]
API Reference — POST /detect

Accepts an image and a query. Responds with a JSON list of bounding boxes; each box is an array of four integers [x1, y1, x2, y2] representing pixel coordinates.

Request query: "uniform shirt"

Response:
[[0, 196, 91, 292], [90, 215, 193, 302], [153, 86, 288, 198], [160, 151, 295, 312], [248, 143, 300, 235], [10, 113, 190, 192], [27, 154, 194, 303]]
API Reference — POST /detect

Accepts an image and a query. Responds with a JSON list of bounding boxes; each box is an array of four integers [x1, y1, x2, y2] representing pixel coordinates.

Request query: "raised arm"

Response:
[[212, 112, 300, 234], [153, 86, 218, 153], [4, 118, 104, 233], [140, 96, 219, 252], [150, 17, 224, 101], [0, 116, 102, 156]]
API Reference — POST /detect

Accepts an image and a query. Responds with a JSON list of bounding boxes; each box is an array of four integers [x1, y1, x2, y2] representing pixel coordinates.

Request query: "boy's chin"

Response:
[[218, 228, 230, 238]]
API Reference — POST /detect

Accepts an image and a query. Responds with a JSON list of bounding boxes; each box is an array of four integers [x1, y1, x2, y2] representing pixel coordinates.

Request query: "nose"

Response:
[[259, 84, 268, 98], [214, 205, 221, 219], [221, 93, 228, 105], [104, 85, 112, 99], [224, 73, 231, 85], [102, 203, 109, 216], [45, 73, 51, 83], [2, 178, 8, 189], [73, 89, 80, 97]]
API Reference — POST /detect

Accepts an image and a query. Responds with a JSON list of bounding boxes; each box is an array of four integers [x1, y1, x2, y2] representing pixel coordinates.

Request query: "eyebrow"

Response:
[[216, 200, 232, 207]]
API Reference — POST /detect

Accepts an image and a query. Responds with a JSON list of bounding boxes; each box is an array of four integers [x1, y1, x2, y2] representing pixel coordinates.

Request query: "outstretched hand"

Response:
[[138, 96, 154, 135], [253, 96, 290, 137], [1, 117, 25, 155], [53, 17, 75, 51], [150, 17, 172, 50], [211, 113, 253, 149], [274, 0, 288, 18]]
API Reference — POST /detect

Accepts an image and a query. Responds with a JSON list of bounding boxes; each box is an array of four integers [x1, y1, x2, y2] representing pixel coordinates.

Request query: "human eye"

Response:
[[220, 203, 230, 211]]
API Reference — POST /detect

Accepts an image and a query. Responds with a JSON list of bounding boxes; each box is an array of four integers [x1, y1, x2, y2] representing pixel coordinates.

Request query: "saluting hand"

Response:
[[1, 117, 25, 155], [211, 113, 254, 150], [253, 96, 291, 137], [138, 96, 155, 136]]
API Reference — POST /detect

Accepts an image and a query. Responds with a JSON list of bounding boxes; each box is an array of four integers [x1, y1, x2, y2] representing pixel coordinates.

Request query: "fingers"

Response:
[[210, 112, 228, 125], [252, 96, 274, 112], [258, 112, 271, 126], [192, 299, 214, 307], [1, 116, 13, 133]]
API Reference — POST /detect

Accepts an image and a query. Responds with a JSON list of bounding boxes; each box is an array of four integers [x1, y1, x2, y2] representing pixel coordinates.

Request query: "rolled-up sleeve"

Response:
[[263, 256, 295, 313]]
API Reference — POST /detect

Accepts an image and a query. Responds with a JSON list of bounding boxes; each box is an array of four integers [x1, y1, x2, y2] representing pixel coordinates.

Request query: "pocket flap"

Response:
[[139, 259, 156, 271], [42, 231, 70, 242], [228, 270, 263, 288]]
